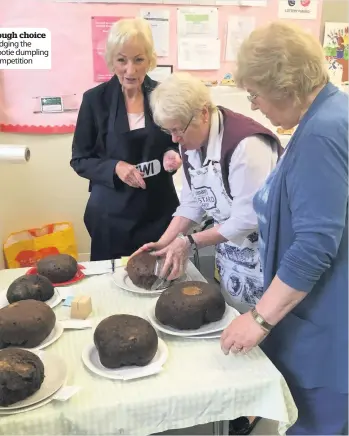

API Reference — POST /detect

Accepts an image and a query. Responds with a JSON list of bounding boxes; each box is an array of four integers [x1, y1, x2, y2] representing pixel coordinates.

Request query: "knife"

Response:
[[151, 258, 172, 291]]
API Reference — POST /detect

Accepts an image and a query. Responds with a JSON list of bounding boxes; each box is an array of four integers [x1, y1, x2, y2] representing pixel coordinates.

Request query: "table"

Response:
[[0, 262, 297, 435]]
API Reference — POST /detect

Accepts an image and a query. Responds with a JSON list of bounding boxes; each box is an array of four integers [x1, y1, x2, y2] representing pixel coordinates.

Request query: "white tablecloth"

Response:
[[0, 262, 297, 435]]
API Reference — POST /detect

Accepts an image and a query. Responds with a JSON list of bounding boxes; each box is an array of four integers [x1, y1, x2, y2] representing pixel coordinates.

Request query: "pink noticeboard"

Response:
[[92, 16, 123, 82], [0, 0, 323, 132]]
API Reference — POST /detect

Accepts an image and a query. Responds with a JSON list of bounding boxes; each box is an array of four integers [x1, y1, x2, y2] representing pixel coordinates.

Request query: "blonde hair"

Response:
[[150, 72, 216, 127], [105, 17, 157, 71], [234, 21, 329, 104]]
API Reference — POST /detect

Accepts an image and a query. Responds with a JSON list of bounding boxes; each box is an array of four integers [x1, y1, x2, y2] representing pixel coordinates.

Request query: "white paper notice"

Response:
[[225, 16, 256, 62], [278, 0, 318, 20], [177, 8, 219, 38], [177, 38, 220, 70], [141, 10, 170, 57]]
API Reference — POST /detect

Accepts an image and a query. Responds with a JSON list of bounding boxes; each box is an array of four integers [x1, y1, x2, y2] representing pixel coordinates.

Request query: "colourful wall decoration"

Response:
[[323, 22, 348, 84]]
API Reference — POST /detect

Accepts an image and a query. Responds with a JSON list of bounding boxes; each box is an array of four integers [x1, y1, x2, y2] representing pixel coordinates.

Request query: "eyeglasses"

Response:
[[247, 92, 259, 102], [161, 115, 194, 137]]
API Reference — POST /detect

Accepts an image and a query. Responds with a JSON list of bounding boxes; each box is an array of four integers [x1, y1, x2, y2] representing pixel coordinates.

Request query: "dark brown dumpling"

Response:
[[0, 300, 56, 349], [155, 281, 226, 330], [94, 314, 158, 369], [6, 274, 54, 304], [126, 252, 157, 290], [0, 348, 45, 406], [37, 254, 78, 283]]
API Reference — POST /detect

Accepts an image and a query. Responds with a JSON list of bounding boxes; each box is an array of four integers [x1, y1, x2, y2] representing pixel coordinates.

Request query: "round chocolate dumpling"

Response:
[[94, 314, 158, 369], [37, 254, 78, 283], [155, 281, 226, 330], [126, 252, 157, 290], [6, 274, 54, 304], [0, 348, 45, 406], [0, 300, 56, 349]]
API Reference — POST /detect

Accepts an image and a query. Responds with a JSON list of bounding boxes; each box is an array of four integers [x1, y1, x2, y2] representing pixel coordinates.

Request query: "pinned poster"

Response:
[[91, 16, 124, 83], [225, 16, 256, 61], [177, 38, 220, 70], [141, 10, 170, 57], [278, 0, 318, 20], [177, 8, 219, 39]]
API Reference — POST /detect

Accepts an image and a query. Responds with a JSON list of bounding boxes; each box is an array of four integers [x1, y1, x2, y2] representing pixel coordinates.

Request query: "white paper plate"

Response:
[[112, 270, 192, 295], [82, 338, 168, 380], [0, 288, 62, 309], [44, 289, 63, 308], [0, 396, 53, 415], [21, 321, 64, 351], [147, 303, 237, 337], [185, 332, 222, 339], [0, 352, 67, 411]]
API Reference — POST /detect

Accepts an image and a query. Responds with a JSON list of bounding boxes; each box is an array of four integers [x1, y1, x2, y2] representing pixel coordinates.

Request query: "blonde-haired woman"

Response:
[[220, 22, 348, 435], [71, 18, 181, 261]]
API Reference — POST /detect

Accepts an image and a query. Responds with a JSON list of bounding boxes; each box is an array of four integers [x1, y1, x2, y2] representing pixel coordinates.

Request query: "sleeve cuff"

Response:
[[173, 206, 204, 224], [276, 264, 315, 293], [218, 225, 255, 245], [110, 160, 121, 189]]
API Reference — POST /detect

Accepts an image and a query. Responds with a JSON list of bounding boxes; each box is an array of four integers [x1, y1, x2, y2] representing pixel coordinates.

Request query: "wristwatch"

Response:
[[251, 308, 273, 333]]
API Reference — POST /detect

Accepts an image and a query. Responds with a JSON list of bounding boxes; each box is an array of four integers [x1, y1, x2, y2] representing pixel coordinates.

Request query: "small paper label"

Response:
[[52, 385, 81, 401], [61, 319, 92, 329], [63, 295, 74, 307]]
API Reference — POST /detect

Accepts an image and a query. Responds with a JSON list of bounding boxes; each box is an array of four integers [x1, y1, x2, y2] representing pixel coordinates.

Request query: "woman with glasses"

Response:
[[136, 72, 282, 315], [220, 22, 348, 435], [134, 72, 282, 434], [71, 18, 181, 261]]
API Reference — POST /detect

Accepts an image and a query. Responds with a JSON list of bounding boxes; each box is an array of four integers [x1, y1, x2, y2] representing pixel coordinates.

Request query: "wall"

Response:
[[321, 0, 348, 39], [1, 0, 344, 268], [1, 0, 322, 129]]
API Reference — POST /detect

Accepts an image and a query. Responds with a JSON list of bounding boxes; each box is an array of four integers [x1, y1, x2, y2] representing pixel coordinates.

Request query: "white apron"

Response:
[[186, 112, 264, 313]]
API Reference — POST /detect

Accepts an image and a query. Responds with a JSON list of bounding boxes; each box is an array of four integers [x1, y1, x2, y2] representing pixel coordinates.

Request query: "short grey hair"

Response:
[[150, 72, 216, 127], [105, 17, 157, 71]]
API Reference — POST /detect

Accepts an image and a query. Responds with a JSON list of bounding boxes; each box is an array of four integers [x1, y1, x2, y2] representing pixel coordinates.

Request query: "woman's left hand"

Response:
[[220, 311, 268, 354], [163, 150, 182, 173], [151, 237, 189, 281]]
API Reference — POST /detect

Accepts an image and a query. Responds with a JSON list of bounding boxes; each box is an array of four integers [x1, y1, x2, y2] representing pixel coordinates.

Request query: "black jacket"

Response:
[[70, 75, 178, 191]]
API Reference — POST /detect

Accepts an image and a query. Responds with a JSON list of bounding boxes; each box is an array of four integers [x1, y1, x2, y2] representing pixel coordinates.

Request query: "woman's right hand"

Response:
[[130, 241, 164, 259], [115, 161, 146, 189]]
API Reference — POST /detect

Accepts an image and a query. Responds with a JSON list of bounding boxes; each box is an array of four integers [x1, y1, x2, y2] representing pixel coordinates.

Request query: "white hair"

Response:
[[105, 17, 157, 71], [150, 72, 216, 127]]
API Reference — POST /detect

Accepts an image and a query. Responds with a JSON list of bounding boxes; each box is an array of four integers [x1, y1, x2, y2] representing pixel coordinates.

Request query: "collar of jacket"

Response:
[[110, 74, 158, 95]]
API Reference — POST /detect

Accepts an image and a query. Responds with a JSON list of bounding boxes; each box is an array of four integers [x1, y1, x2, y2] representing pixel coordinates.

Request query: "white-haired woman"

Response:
[[71, 18, 181, 261], [220, 22, 348, 435], [135, 72, 282, 433]]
